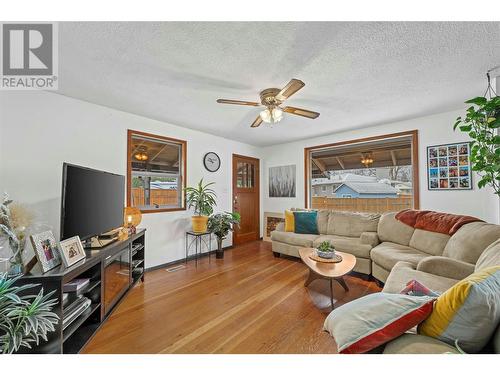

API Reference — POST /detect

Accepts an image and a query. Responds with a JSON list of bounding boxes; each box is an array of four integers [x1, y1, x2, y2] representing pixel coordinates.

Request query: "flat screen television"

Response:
[[60, 163, 125, 241]]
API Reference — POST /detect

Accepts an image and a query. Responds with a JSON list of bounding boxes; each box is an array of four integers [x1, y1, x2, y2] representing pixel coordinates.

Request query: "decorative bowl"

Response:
[[316, 249, 335, 259]]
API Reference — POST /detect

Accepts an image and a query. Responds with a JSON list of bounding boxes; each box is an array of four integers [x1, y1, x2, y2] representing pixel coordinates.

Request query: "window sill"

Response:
[[139, 207, 187, 214]]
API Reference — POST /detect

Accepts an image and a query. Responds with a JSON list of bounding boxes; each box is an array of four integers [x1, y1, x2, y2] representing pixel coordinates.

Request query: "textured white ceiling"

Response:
[[57, 22, 500, 146]]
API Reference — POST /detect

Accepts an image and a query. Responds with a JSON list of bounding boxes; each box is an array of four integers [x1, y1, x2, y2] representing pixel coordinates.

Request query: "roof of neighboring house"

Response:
[[334, 182, 399, 194], [312, 173, 377, 186], [150, 181, 177, 190]]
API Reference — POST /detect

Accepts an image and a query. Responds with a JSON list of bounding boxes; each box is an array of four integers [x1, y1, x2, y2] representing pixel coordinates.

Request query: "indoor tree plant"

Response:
[[454, 95, 500, 195], [0, 273, 59, 354], [185, 179, 217, 232], [207, 212, 240, 259]]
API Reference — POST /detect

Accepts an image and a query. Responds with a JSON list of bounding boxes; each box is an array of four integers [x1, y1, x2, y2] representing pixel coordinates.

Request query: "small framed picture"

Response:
[[30, 231, 62, 273], [59, 236, 86, 267]]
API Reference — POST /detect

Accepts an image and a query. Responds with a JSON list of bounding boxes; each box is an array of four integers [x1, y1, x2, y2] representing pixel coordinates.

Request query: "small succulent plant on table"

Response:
[[316, 241, 335, 259]]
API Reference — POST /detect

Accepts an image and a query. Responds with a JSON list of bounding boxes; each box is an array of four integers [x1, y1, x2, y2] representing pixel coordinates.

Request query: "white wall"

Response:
[[261, 109, 500, 224], [1, 92, 498, 271], [0, 91, 263, 268]]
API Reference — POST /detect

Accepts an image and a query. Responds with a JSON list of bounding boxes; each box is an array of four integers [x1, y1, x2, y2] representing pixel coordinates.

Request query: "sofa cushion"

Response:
[[382, 333, 459, 354], [409, 229, 450, 256], [475, 239, 500, 272], [377, 212, 415, 246], [383, 261, 459, 294], [293, 211, 319, 234], [371, 242, 429, 271], [418, 266, 500, 353], [326, 211, 380, 237], [313, 235, 373, 258], [284, 210, 294, 232], [323, 293, 435, 354], [443, 222, 500, 264], [416, 256, 474, 280], [270, 231, 319, 247], [317, 209, 330, 234]]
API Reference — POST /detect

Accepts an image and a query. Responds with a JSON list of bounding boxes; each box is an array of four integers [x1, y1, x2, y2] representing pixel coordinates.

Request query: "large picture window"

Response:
[[304, 130, 419, 213], [127, 130, 186, 213]]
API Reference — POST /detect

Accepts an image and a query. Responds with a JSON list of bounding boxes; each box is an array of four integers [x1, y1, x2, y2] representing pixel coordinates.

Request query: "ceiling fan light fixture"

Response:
[[272, 107, 283, 122], [260, 107, 283, 124], [260, 109, 272, 123]]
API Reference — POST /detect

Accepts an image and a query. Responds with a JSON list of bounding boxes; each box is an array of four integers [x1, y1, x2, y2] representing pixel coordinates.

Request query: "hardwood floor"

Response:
[[83, 241, 381, 354]]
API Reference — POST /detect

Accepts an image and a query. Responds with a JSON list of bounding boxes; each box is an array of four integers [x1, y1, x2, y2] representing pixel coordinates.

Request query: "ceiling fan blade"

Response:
[[275, 79, 305, 101], [216, 99, 260, 106], [250, 116, 263, 128], [283, 106, 320, 119]]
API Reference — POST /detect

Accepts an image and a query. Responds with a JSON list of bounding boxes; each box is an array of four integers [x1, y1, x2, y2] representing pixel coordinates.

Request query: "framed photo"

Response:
[[427, 142, 472, 191], [30, 231, 62, 273], [263, 212, 285, 242], [59, 236, 86, 267]]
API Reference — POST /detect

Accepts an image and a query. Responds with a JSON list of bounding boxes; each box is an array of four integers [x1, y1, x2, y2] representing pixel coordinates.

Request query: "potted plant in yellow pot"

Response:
[[185, 179, 217, 233]]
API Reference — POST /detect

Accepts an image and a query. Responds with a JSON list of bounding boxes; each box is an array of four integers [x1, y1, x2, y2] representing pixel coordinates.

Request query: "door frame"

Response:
[[232, 153, 260, 246]]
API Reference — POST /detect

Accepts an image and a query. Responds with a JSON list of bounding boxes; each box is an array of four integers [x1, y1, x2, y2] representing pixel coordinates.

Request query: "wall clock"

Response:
[[203, 152, 221, 172]]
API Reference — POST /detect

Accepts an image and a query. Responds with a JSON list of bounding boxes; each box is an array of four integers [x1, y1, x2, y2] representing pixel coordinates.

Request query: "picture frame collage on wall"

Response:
[[427, 142, 472, 191], [30, 231, 86, 273]]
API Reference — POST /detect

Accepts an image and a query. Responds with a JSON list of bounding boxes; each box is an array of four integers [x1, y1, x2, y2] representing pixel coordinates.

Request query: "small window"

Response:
[[342, 194, 352, 198], [321, 185, 327, 192], [236, 161, 255, 188], [127, 130, 186, 213]]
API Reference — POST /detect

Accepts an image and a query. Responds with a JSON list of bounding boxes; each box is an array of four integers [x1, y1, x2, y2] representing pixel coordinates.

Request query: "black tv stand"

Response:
[[15, 229, 146, 354]]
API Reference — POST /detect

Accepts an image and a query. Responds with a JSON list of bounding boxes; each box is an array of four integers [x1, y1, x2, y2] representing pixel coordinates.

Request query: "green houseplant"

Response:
[[207, 212, 240, 259], [0, 273, 59, 354], [316, 240, 335, 259], [454, 95, 500, 195], [185, 179, 217, 232]]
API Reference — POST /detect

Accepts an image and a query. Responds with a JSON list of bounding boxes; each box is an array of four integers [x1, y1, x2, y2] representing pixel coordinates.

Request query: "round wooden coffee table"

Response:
[[298, 248, 356, 310]]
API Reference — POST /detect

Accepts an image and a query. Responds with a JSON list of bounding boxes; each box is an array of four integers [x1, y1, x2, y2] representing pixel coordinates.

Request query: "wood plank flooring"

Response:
[[83, 241, 381, 354]]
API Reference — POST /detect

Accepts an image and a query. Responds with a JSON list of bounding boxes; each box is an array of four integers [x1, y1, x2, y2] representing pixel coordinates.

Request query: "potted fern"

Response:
[[207, 212, 240, 259], [0, 273, 59, 353], [184, 179, 217, 233]]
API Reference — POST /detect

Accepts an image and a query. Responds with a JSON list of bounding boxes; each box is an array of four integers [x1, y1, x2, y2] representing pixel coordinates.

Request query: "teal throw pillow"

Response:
[[293, 211, 319, 235]]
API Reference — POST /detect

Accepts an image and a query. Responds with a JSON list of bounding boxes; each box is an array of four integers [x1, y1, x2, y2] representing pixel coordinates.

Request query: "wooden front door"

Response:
[[232, 154, 260, 245]]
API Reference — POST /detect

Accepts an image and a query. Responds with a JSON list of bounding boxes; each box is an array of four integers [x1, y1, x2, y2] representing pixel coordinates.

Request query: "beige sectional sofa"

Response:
[[270, 208, 500, 353], [271, 210, 380, 275], [271, 209, 500, 284], [381, 238, 500, 354], [372, 212, 500, 283]]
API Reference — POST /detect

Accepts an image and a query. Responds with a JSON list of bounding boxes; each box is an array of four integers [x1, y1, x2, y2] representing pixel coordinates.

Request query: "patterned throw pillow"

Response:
[[284, 210, 295, 232], [418, 266, 500, 353], [323, 293, 435, 354], [400, 280, 440, 297], [293, 211, 319, 235]]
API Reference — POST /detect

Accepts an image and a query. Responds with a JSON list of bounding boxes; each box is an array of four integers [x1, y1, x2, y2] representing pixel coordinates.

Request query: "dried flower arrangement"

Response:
[[0, 193, 35, 275]]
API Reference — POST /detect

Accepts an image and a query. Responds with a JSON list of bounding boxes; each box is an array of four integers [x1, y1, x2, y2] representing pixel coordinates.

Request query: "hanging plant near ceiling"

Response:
[[454, 71, 500, 196]]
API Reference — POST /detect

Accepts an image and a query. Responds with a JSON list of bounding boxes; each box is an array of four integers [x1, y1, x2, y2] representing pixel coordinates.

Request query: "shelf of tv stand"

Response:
[[62, 303, 101, 343]]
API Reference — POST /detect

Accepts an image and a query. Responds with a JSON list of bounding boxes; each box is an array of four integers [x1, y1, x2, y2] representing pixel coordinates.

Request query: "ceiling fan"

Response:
[[216, 78, 320, 128]]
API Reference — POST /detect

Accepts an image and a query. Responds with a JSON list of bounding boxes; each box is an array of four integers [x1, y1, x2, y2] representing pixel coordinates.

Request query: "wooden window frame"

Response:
[[304, 130, 420, 209], [127, 129, 187, 214]]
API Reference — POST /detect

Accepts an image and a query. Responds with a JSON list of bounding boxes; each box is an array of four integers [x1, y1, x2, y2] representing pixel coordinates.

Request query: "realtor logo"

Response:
[[1, 22, 58, 90]]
